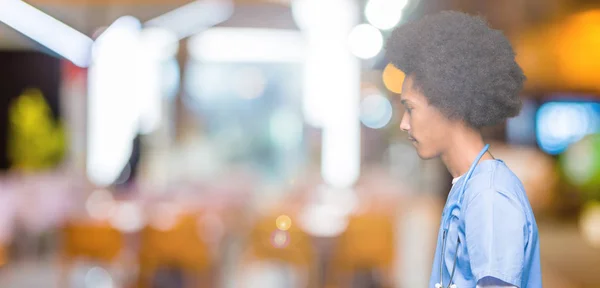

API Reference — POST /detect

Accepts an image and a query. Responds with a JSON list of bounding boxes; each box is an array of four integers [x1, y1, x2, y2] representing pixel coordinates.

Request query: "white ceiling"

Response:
[[0, 4, 181, 49], [0, 2, 297, 50]]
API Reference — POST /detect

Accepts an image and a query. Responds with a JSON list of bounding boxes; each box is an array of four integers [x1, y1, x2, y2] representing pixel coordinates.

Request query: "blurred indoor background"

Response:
[[0, 0, 599, 287]]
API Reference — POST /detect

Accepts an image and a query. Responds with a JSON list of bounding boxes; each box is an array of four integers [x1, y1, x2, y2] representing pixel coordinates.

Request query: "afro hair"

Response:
[[386, 11, 525, 128]]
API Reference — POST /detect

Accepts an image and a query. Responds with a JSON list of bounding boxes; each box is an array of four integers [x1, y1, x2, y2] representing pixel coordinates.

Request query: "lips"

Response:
[[408, 136, 416, 142]]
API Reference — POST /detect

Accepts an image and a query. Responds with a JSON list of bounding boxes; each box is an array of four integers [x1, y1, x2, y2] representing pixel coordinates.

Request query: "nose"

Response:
[[399, 112, 410, 132]]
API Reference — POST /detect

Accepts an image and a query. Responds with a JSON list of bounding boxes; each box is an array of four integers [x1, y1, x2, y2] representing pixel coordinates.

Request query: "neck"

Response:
[[441, 126, 492, 178]]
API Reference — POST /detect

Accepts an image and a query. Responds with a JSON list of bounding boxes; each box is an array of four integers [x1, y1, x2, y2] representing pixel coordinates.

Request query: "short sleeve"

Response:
[[477, 276, 518, 287], [464, 188, 526, 287]]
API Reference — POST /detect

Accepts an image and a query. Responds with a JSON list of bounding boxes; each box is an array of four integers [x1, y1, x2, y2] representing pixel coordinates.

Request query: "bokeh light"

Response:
[[561, 134, 600, 197], [555, 10, 600, 91], [382, 63, 405, 94], [87, 16, 142, 187], [271, 230, 290, 249], [85, 189, 116, 220], [360, 94, 393, 129], [297, 186, 356, 237], [348, 24, 383, 59], [365, 0, 408, 30], [298, 203, 349, 237], [84, 266, 114, 288], [536, 102, 600, 155], [580, 201, 600, 248], [109, 201, 144, 233], [291, 0, 357, 33], [149, 202, 180, 231], [275, 215, 292, 231]]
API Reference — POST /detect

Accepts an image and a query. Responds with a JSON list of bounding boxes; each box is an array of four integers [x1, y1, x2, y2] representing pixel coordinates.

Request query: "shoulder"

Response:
[[461, 161, 529, 287], [461, 160, 526, 210]]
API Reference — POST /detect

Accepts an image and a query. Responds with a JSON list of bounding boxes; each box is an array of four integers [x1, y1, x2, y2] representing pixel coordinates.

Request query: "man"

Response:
[[386, 11, 542, 287]]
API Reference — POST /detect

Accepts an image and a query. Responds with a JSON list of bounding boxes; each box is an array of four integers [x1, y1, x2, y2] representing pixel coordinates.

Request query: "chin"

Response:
[[415, 147, 438, 160], [416, 153, 436, 160]]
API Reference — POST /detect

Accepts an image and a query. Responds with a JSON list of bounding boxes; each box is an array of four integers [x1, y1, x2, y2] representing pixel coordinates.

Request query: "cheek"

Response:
[[412, 111, 447, 142], [409, 113, 427, 135]]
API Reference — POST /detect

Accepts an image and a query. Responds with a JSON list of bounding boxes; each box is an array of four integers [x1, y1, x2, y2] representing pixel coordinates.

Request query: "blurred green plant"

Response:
[[560, 133, 600, 201], [7, 88, 66, 171]]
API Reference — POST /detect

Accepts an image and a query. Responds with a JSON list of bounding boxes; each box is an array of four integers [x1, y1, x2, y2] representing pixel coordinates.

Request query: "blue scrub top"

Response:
[[429, 159, 542, 288]]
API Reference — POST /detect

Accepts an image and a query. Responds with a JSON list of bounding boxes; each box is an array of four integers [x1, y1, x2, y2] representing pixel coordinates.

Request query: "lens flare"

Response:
[[271, 230, 290, 249], [276, 215, 292, 231]]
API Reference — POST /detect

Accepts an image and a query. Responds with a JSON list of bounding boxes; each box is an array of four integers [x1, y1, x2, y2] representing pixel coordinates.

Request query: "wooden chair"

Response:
[[137, 212, 213, 288], [328, 212, 395, 288], [62, 220, 124, 263], [60, 220, 125, 287]]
